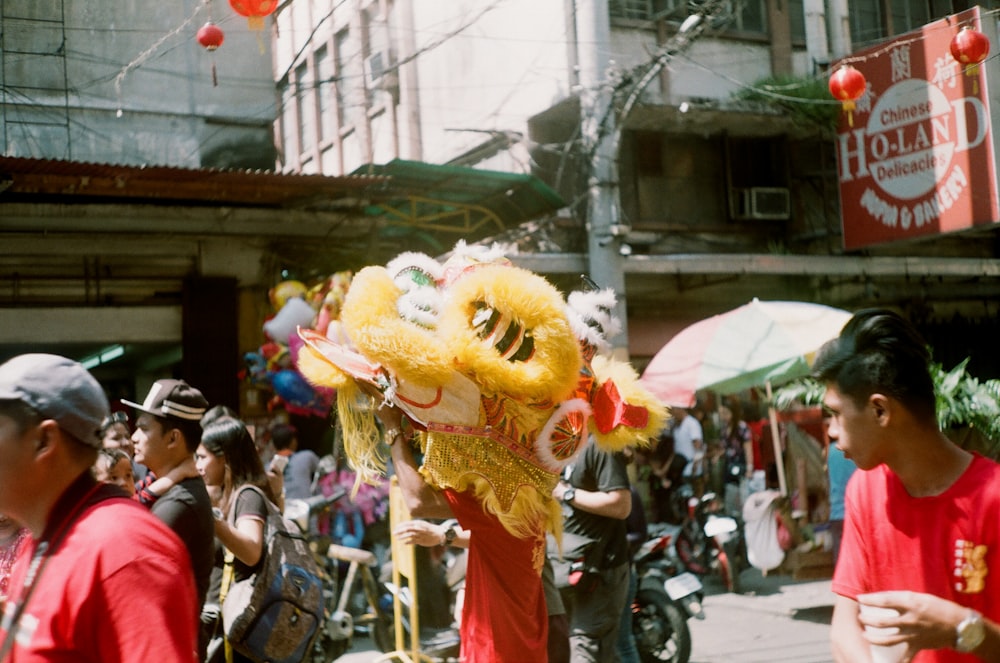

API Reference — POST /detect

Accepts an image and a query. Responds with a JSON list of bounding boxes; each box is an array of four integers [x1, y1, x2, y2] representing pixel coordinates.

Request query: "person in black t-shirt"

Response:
[[554, 437, 632, 662], [124, 380, 215, 661]]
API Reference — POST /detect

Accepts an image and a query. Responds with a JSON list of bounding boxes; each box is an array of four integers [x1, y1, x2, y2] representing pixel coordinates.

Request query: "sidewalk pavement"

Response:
[[690, 568, 835, 663], [339, 566, 838, 662]]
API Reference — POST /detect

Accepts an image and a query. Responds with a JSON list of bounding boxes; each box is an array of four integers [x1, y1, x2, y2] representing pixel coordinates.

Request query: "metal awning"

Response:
[[351, 159, 566, 236]]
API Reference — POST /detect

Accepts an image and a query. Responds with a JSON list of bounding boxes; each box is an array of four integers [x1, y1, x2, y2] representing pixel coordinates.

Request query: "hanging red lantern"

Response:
[[828, 65, 867, 128], [196, 22, 225, 87], [950, 25, 990, 92], [197, 22, 225, 51], [229, 0, 279, 31]]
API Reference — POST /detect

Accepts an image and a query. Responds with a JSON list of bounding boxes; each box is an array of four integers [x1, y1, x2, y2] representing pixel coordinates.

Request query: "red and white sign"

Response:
[[835, 7, 1000, 250]]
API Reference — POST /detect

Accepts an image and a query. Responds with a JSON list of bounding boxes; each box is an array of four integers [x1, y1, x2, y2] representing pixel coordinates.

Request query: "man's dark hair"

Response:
[[159, 416, 203, 453], [0, 399, 43, 434], [812, 308, 937, 422], [271, 423, 298, 451]]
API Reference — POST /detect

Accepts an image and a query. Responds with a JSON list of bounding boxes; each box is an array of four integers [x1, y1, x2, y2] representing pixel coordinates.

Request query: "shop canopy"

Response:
[[351, 159, 566, 237]]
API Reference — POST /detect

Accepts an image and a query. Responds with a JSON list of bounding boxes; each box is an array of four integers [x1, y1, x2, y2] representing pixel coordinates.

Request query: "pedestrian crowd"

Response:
[[2, 304, 998, 663], [0, 354, 309, 663]]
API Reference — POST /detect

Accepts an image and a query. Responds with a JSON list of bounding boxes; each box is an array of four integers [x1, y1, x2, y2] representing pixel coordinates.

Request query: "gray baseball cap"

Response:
[[0, 353, 109, 448]]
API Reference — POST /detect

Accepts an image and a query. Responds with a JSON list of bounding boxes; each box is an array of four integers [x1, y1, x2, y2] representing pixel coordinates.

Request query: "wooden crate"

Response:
[[782, 547, 834, 580]]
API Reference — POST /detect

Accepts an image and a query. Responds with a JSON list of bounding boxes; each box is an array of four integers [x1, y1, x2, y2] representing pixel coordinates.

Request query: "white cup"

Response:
[[858, 603, 907, 663]]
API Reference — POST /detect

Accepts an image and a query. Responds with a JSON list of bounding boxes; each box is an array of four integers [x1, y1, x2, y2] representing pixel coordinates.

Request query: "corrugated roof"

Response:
[[0, 156, 387, 210]]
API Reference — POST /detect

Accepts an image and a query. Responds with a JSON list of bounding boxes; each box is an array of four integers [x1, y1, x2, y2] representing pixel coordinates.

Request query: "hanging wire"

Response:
[[113, 0, 212, 116]]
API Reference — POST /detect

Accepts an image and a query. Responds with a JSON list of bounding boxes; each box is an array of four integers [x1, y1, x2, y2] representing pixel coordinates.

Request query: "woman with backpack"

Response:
[[196, 417, 280, 663]]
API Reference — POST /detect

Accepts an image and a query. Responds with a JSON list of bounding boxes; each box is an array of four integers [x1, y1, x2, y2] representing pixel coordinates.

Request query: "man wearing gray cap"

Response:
[[0, 353, 199, 662], [123, 379, 216, 645]]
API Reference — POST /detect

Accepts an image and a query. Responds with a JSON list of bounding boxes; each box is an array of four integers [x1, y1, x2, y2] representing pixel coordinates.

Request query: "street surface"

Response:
[[337, 567, 836, 662]]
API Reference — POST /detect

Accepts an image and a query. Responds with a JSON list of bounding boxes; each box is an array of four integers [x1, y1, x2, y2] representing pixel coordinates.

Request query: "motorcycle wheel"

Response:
[[674, 528, 710, 576], [313, 633, 349, 662], [632, 589, 692, 663]]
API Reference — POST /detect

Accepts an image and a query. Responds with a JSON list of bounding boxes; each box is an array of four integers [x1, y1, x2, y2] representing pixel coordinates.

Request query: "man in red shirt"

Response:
[[381, 405, 550, 663], [815, 310, 1000, 662], [0, 354, 199, 662]]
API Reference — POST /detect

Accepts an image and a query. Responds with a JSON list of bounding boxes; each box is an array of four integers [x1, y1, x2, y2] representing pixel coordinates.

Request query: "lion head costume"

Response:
[[297, 242, 667, 539]]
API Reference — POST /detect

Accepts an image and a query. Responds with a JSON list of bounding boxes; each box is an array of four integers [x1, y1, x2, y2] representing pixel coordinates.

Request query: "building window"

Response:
[[316, 46, 334, 143], [335, 28, 363, 132], [295, 61, 316, 153], [732, 0, 767, 34], [788, 0, 806, 43], [609, 0, 681, 20], [849, 0, 940, 47], [279, 82, 295, 167]]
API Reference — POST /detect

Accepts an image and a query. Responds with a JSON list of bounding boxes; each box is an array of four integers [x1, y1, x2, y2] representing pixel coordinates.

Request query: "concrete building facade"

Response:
[[270, 0, 1000, 378]]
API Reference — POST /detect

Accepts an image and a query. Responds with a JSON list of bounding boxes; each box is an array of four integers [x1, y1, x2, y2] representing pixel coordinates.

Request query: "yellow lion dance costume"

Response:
[[297, 242, 666, 541]]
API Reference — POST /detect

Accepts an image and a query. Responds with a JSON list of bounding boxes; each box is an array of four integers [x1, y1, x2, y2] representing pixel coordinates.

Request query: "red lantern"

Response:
[[229, 0, 278, 31], [196, 22, 225, 87], [950, 25, 990, 92], [196, 22, 224, 51], [828, 65, 867, 128]]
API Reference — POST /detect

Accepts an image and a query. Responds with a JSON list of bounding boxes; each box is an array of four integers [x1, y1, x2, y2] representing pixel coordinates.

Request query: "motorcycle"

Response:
[[631, 524, 704, 663], [673, 488, 747, 593]]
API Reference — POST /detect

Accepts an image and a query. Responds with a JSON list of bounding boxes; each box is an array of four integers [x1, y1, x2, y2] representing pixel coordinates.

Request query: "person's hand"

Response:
[[394, 519, 445, 547], [857, 590, 967, 658], [167, 456, 199, 483]]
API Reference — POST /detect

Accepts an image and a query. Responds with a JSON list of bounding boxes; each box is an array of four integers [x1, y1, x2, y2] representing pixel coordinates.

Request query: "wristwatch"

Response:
[[561, 487, 576, 505], [442, 520, 458, 546], [956, 609, 985, 653]]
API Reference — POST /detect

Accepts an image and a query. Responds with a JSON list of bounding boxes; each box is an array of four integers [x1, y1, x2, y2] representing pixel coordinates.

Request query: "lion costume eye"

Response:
[[472, 302, 535, 363]]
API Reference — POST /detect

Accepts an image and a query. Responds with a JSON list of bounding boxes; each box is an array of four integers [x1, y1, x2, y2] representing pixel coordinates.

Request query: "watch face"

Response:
[[957, 611, 985, 652]]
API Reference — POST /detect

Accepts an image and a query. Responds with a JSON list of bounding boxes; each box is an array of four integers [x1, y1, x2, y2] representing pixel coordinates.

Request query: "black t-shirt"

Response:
[[228, 486, 269, 582], [562, 439, 631, 570], [151, 475, 216, 610]]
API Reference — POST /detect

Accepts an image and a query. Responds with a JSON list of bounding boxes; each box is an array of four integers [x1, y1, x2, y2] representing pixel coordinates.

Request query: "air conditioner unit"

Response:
[[731, 187, 790, 220], [364, 49, 393, 88]]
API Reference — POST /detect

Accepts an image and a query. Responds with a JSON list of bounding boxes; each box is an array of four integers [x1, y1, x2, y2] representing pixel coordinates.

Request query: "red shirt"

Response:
[[1, 478, 199, 663], [446, 489, 548, 662], [834, 454, 1000, 662]]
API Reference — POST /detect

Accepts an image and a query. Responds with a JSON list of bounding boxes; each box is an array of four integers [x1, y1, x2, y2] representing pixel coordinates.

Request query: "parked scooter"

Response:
[[631, 524, 705, 663], [673, 488, 747, 593]]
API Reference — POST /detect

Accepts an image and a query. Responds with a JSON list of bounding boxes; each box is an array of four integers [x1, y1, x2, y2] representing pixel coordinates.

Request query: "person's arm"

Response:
[[265, 461, 285, 512], [553, 481, 631, 520], [97, 552, 200, 662], [857, 590, 1000, 661], [376, 403, 453, 519], [394, 519, 469, 549], [135, 458, 199, 505], [741, 423, 755, 479], [214, 492, 266, 567], [831, 594, 874, 662]]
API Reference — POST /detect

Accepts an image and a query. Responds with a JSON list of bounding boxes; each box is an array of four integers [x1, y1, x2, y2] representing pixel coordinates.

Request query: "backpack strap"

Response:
[[221, 484, 266, 663]]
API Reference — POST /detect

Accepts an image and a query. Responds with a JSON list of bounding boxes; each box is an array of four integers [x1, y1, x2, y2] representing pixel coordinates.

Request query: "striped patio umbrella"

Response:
[[640, 299, 851, 494]]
